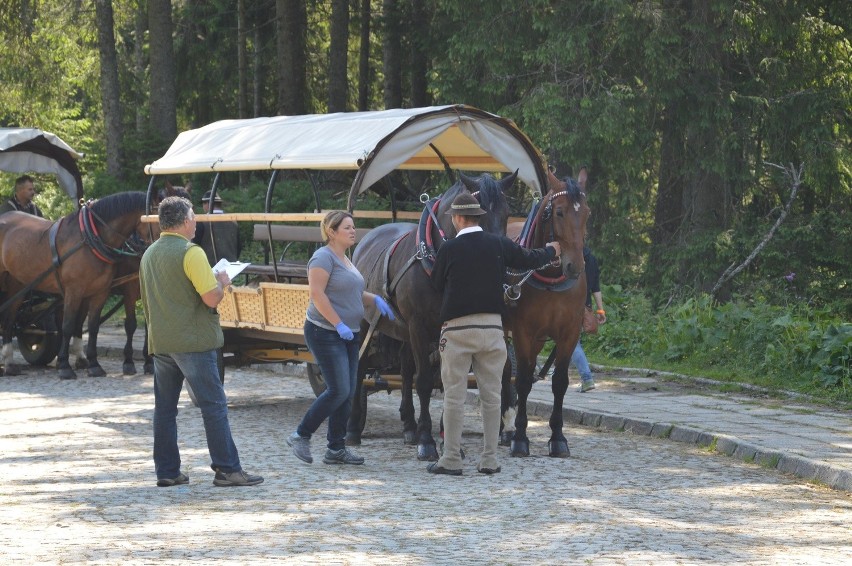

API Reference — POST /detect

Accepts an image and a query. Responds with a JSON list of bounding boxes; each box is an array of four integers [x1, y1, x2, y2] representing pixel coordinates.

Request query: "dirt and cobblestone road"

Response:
[[2, 357, 851, 565]]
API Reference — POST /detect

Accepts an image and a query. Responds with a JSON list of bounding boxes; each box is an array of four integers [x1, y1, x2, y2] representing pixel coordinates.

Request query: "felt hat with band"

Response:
[[201, 190, 223, 203], [445, 193, 486, 216]]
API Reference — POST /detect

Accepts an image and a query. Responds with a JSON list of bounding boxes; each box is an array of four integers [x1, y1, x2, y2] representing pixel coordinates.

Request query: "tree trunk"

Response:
[[644, 108, 685, 296], [409, 0, 430, 107], [148, 0, 177, 144], [382, 0, 402, 108], [133, 1, 146, 132], [253, 22, 261, 117], [328, 0, 349, 112], [276, 0, 308, 115], [357, 0, 371, 111], [237, 0, 248, 119], [94, 0, 124, 180]]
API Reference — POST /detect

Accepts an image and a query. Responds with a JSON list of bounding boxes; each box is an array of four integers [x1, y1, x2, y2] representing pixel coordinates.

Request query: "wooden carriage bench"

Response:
[[242, 224, 372, 281]]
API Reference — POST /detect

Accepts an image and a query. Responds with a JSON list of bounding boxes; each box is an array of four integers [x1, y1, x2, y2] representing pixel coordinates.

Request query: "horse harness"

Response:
[[0, 202, 146, 313], [503, 189, 581, 303], [358, 191, 480, 360]]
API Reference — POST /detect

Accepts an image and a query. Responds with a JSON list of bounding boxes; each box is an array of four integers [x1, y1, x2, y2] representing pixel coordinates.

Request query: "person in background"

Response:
[[287, 210, 394, 465], [140, 196, 263, 488], [0, 175, 43, 216], [427, 193, 561, 476], [196, 190, 240, 264], [573, 246, 606, 392]]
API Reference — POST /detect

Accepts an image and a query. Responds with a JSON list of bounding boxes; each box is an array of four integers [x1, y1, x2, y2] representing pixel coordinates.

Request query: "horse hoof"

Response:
[[417, 443, 439, 461], [59, 368, 77, 380], [88, 366, 107, 378], [510, 438, 530, 457], [548, 439, 571, 458], [122, 362, 137, 375], [402, 430, 417, 445], [345, 432, 362, 446], [499, 431, 513, 447], [3, 364, 21, 376], [74, 358, 89, 370], [143, 362, 154, 375]]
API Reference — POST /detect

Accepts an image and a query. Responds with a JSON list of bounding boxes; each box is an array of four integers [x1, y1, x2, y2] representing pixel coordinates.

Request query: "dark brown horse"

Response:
[[0, 191, 152, 379], [502, 168, 590, 457], [351, 172, 516, 460]]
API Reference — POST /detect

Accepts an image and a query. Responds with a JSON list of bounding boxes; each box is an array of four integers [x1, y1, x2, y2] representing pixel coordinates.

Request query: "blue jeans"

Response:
[[299, 321, 359, 450], [153, 350, 241, 479], [571, 339, 594, 383]]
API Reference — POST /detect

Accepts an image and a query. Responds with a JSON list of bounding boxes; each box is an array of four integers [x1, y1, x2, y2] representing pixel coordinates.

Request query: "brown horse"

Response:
[[0, 191, 152, 379], [71, 183, 188, 376], [502, 168, 590, 457], [351, 172, 515, 460]]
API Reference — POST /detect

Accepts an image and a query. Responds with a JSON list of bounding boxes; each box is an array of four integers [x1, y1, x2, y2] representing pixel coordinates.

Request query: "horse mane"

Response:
[[86, 192, 147, 222], [471, 173, 503, 215], [435, 172, 509, 235]]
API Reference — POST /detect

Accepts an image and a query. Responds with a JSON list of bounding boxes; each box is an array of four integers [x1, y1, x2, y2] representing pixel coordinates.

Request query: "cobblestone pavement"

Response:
[[1, 353, 851, 565]]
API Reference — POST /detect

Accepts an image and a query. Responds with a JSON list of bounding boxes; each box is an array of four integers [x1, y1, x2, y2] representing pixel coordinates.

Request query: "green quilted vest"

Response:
[[140, 235, 223, 354]]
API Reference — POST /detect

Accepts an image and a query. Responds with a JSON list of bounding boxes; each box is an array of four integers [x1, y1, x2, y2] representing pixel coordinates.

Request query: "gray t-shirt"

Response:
[[305, 246, 365, 330]]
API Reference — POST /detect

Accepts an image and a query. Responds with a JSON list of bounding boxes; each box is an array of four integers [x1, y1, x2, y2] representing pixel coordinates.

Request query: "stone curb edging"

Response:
[[517, 397, 851, 493]]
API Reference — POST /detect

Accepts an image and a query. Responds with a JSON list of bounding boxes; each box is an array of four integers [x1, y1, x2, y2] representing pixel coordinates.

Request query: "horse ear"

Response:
[[499, 169, 518, 193], [457, 170, 479, 193], [184, 181, 192, 194], [577, 167, 588, 191], [165, 180, 174, 191], [545, 167, 561, 195]]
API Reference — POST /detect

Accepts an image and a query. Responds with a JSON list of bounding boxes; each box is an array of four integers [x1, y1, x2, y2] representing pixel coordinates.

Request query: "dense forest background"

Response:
[[1, 2, 849, 345]]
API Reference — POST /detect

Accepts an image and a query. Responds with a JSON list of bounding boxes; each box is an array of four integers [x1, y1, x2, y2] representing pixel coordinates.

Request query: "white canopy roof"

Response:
[[0, 128, 84, 202], [144, 105, 547, 197]]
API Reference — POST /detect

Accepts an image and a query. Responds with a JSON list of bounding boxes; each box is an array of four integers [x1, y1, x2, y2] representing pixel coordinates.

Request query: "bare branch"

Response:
[[711, 162, 804, 297]]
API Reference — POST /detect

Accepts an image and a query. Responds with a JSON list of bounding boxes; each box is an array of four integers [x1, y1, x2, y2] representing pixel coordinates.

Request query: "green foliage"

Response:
[[585, 286, 851, 404], [808, 324, 852, 390]]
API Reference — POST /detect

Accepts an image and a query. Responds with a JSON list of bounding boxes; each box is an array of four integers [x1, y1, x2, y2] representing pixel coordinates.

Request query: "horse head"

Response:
[[441, 170, 515, 236], [85, 192, 155, 259], [159, 180, 192, 204], [536, 167, 590, 280]]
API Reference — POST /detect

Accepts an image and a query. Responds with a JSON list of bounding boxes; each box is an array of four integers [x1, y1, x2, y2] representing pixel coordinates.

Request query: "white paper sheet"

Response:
[[212, 258, 251, 280]]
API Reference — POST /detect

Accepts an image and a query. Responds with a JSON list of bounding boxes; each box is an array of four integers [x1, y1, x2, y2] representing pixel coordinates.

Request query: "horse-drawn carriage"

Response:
[[0, 128, 85, 368], [143, 105, 590, 459]]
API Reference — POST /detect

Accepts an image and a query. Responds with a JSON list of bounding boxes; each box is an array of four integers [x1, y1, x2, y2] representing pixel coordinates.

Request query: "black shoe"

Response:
[[477, 466, 501, 475], [156, 472, 189, 487], [426, 462, 462, 476], [212, 468, 264, 487]]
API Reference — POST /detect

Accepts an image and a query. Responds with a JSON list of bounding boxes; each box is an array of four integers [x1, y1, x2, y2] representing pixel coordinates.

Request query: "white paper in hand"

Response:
[[212, 258, 250, 280]]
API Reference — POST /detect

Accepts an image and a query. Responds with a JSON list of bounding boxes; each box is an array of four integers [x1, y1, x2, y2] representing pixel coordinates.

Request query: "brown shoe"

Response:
[[426, 462, 462, 476]]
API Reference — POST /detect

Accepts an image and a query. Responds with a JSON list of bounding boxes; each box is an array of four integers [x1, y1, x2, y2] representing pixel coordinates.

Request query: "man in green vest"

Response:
[[140, 196, 263, 488]]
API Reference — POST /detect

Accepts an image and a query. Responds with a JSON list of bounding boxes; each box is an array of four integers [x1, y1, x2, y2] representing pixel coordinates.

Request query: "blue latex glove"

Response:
[[373, 295, 395, 320], [335, 321, 354, 341]]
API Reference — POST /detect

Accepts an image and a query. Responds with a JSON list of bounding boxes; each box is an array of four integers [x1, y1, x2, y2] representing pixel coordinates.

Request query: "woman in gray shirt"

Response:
[[287, 211, 393, 465]]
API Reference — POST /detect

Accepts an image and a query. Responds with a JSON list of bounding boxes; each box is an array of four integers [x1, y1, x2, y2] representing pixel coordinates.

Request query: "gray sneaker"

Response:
[[287, 431, 313, 463], [580, 379, 596, 392], [323, 447, 364, 465], [156, 472, 189, 487], [212, 468, 264, 487]]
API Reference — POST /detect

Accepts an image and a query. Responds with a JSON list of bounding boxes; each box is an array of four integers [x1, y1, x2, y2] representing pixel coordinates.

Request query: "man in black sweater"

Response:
[[428, 192, 560, 476]]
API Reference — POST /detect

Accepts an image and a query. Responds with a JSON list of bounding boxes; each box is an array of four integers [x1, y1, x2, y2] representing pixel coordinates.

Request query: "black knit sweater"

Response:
[[431, 231, 555, 323]]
